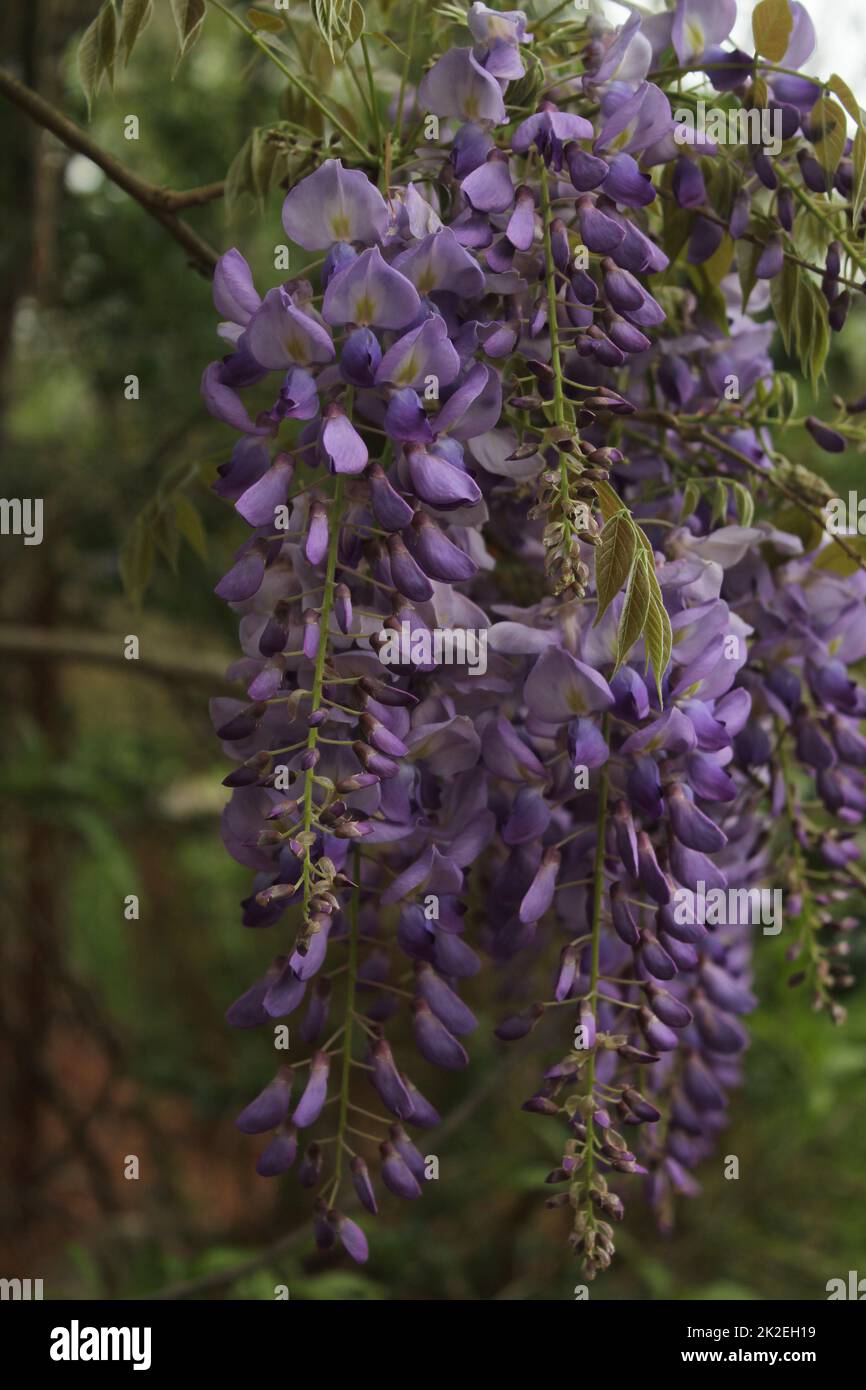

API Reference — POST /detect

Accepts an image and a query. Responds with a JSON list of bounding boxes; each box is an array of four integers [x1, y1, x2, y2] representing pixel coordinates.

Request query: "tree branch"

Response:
[[0, 67, 220, 277], [0, 624, 233, 687]]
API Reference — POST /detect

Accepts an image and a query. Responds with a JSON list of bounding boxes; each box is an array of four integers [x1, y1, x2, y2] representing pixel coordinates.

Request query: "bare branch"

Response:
[[0, 624, 233, 687], [0, 68, 220, 276]]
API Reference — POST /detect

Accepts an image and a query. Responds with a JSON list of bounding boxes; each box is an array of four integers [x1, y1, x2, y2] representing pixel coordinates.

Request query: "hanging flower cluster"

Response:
[[202, 0, 866, 1276]]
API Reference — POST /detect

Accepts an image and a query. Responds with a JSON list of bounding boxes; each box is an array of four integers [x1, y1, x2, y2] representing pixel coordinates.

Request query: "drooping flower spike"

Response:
[[203, 0, 866, 1277]]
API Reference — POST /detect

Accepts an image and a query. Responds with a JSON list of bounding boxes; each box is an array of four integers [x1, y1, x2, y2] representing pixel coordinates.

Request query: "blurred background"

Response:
[[0, 0, 864, 1300]]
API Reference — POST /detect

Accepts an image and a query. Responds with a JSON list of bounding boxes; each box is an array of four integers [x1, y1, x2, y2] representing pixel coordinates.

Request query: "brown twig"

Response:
[[0, 624, 233, 686], [0, 67, 220, 276]]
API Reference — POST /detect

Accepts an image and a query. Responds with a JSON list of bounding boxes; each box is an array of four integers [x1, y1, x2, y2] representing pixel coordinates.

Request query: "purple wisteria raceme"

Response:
[[201, 0, 866, 1277]]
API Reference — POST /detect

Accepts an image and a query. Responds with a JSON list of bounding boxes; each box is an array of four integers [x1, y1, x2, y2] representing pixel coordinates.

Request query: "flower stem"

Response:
[[331, 847, 361, 1200], [301, 472, 345, 915], [583, 713, 610, 1189]]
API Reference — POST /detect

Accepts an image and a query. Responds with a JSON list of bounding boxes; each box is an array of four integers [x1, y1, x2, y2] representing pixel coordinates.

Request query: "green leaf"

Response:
[[613, 551, 651, 675], [119, 0, 153, 65], [795, 276, 830, 386], [78, 3, 116, 112], [643, 588, 672, 704], [120, 517, 154, 607], [731, 481, 755, 527], [594, 510, 637, 628], [813, 531, 866, 576], [248, 5, 284, 30], [170, 0, 206, 69], [592, 478, 626, 524], [828, 74, 865, 131], [702, 233, 734, 287], [224, 134, 255, 219], [250, 127, 279, 200], [769, 256, 799, 355], [752, 0, 793, 62], [311, 0, 363, 60], [679, 479, 701, 523], [853, 127, 866, 226], [737, 240, 763, 314], [99, 1, 119, 89], [173, 495, 208, 560], [710, 478, 728, 526], [811, 97, 847, 183]]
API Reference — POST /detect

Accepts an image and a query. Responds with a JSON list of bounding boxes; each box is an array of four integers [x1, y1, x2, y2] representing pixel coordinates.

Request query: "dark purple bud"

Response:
[[578, 198, 625, 255], [298, 1142, 324, 1188], [216, 703, 265, 741], [795, 714, 836, 769], [380, 1140, 422, 1199], [341, 326, 382, 387], [369, 462, 414, 531], [495, 1002, 544, 1041], [694, 998, 748, 1053], [805, 416, 846, 453], [334, 1210, 369, 1263], [235, 458, 294, 527], [568, 716, 609, 769], [263, 959, 307, 1018], [389, 1122, 427, 1182], [571, 268, 599, 305], [638, 932, 677, 981], [777, 187, 794, 232], [353, 740, 399, 780], [334, 582, 353, 635], [416, 962, 477, 1035], [755, 236, 783, 279], [292, 1050, 330, 1127], [672, 155, 706, 208], [607, 316, 651, 354], [412, 997, 469, 1069], [256, 1124, 298, 1177], [407, 511, 477, 582], [610, 881, 640, 947], [687, 215, 724, 265], [646, 985, 692, 1029], [683, 1054, 726, 1111], [360, 711, 408, 758], [829, 292, 850, 332], [659, 932, 700, 971], [370, 1038, 413, 1118], [665, 782, 728, 853], [628, 757, 663, 817], [729, 189, 751, 240], [637, 832, 670, 905], [601, 257, 643, 310], [639, 1005, 679, 1052], [752, 149, 778, 190], [612, 800, 639, 877], [622, 1088, 661, 1123], [402, 1074, 441, 1128], [300, 976, 332, 1044], [519, 846, 560, 924], [351, 1155, 378, 1214], [387, 532, 434, 602], [702, 962, 756, 1014], [236, 1066, 293, 1133], [798, 149, 827, 192], [565, 143, 608, 192]]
